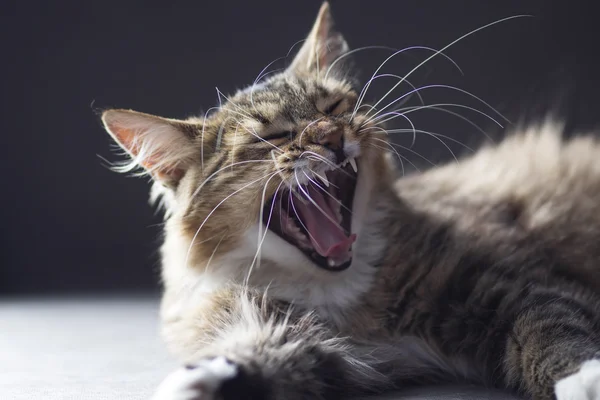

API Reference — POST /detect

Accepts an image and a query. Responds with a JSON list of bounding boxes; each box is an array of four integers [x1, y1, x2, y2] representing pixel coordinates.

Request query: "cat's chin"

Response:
[[262, 160, 358, 272]]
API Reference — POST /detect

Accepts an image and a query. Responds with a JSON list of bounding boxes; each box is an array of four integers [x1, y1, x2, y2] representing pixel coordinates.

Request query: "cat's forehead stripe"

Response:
[[229, 76, 349, 124]]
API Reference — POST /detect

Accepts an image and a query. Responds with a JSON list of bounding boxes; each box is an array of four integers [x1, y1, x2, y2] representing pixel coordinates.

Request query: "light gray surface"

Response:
[[1, 297, 176, 400], [0, 297, 520, 400]]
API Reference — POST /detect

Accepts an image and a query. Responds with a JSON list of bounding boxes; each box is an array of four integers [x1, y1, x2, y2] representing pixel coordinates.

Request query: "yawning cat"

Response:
[[101, 3, 600, 399]]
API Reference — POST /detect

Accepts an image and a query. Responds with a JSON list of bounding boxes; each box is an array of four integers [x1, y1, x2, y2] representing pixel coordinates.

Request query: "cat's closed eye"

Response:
[[324, 99, 344, 115], [263, 131, 293, 142]]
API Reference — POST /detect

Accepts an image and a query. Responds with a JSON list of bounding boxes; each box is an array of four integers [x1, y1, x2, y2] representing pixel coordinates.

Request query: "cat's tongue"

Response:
[[294, 185, 356, 265]]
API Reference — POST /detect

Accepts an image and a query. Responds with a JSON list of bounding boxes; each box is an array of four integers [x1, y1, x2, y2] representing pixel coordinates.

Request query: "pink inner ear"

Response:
[[110, 125, 138, 153], [110, 124, 182, 181]]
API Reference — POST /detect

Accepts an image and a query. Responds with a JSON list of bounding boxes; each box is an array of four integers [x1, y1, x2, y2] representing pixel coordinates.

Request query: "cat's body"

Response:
[[101, 4, 600, 399], [157, 125, 600, 400]]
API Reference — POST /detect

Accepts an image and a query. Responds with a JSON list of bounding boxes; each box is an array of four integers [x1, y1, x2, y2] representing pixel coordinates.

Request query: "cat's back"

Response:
[[397, 121, 600, 231], [391, 121, 600, 291]]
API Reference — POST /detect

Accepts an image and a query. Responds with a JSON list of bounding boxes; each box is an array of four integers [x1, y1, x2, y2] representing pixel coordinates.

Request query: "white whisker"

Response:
[[289, 184, 319, 246], [216, 87, 253, 119], [232, 119, 284, 153], [363, 15, 530, 118], [310, 169, 337, 189], [367, 110, 418, 147], [204, 233, 227, 275], [191, 159, 277, 199], [367, 112, 458, 162], [248, 177, 284, 284], [294, 170, 344, 228], [299, 150, 338, 169], [369, 137, 407, 174], [366, 143, 419, 173], [364, 84, 508, 125], [250, 38, 306, 112], [303, 171, 352, 214], [373, 103, 501, 143], [215, 117, 232, 151], [352, 45, 463, 120], [354, 73, 427, 114], [270, 150, 288, 183], [298, 117, 325, 144], [200, 106, 221, 170], [230, 123, 240, 170], [384, 128, 476, 153], [356, 104, 379, 114], [324, 45, 397, 80], [184, 170, 281, 270], [397, 105, 494, 143], [221, 107, 259, 122], [371, 135, 437, 167]]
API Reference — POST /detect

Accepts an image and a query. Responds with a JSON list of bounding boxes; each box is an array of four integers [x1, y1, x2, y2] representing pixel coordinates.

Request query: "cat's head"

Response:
[[102, 3, 391, 291]]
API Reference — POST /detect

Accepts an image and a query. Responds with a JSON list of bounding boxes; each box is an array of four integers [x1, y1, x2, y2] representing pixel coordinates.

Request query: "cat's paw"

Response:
[[555, 359, 600, 400], [152, 357, 238, 400]]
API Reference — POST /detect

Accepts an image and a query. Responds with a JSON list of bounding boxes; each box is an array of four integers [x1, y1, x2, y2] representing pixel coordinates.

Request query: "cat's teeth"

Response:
[[335, 202, 343, 223], [298, 237, 311, 250], [292, 228, 310, 248], [284, 217, 299, 232], [311, 171, 329, 188], [288, 222, 300, 232], [349, 158, 358, 173], [328, 258, 337, 267]]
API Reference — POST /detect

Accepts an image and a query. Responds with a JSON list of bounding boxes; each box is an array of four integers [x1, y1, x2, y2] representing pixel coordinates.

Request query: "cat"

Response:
[[101, 3, 600, 400]]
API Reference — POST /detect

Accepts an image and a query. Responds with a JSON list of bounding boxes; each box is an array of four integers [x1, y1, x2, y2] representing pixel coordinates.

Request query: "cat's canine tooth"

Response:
[[288, 222, 300, 232], [313, 172, 329, 187], [349, 158, 358, 173], [298, 236, 311, 249]]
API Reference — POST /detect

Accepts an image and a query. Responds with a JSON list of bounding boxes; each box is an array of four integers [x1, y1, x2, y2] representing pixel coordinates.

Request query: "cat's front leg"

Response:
[[153, 288, 390, 400], [152, 357, 240, 400], [503, 289, 600, 400], [555, 359, 600, 400]]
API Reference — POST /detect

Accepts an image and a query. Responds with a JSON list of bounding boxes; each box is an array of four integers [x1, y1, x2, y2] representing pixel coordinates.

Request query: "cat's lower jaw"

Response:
[[555, 359, 600, 400]]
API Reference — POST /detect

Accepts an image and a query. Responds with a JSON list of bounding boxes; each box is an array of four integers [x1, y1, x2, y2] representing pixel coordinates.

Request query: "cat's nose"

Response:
[[314, 121, 344, 151]]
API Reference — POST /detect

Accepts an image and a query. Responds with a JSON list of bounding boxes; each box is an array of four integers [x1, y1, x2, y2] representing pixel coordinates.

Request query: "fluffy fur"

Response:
[[101, 3, 600, 399]]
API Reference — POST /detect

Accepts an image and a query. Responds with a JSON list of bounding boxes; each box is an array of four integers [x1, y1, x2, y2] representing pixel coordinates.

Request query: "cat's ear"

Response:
[[102, 109, 199, 185], [288, 2, 349, 77]]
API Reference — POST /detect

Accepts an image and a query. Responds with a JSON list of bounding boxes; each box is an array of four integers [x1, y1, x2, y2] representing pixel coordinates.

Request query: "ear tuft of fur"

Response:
[[102, 109, 198, 184]]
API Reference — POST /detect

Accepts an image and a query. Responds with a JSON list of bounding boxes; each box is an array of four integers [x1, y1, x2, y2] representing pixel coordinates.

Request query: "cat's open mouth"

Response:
[[264, 160, 358, 271]]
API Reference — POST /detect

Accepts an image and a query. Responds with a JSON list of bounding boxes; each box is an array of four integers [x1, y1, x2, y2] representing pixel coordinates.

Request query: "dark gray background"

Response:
[[2, 0, 598, 294]]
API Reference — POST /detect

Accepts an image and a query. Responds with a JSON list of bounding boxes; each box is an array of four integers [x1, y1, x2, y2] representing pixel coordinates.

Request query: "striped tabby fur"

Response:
[[102, 3, 600, 399]]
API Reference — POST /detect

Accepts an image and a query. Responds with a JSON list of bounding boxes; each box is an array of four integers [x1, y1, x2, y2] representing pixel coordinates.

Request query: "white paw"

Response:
[[152, 357, 238, 400], [556, 360, 600, 400]]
